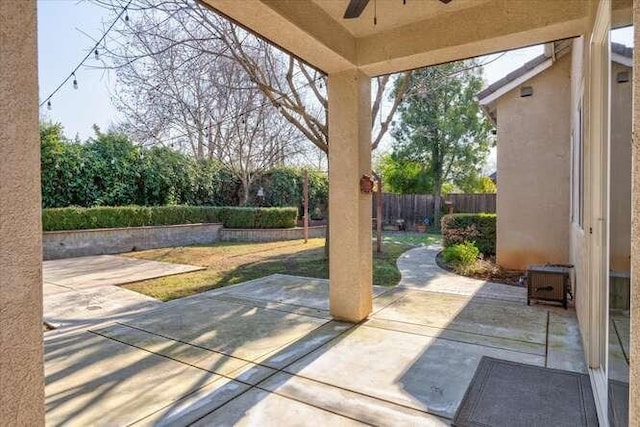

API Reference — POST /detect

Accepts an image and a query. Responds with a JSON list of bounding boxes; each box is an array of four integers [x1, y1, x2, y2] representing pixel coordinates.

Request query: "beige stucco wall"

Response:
[[327, 69, 373, 322], [610, 61, 633, 273], [629, 3, 640, 424], [206, 0, 596, 76], [0, 0, 45, 425], [496, 53, 572, 270]]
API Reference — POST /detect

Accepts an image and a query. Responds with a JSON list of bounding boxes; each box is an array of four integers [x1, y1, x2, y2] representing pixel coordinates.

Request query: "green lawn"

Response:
[[379, 231, 442, 247], [122, 236, 422, 301]]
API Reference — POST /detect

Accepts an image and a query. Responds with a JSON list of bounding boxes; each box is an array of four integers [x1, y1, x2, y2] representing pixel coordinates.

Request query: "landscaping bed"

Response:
[[436, 252, 524, 287], [438, 212, 524, 287]]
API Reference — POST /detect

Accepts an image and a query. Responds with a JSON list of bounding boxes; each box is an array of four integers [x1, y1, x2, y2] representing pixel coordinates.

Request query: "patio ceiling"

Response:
[[201, 0, 632, 76]]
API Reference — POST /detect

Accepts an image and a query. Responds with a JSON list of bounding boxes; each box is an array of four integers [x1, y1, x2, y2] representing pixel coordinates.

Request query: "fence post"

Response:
[[303, 170, 309, 243], [372, 172, 383, 253]]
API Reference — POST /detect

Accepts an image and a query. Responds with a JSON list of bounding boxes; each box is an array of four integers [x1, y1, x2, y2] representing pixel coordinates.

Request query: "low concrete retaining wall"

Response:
[[219, 226, 326, 242], [43, 223, 223, 260]]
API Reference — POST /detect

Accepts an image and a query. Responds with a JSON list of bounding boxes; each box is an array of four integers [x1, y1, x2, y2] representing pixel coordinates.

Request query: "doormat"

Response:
[[453, 357, 598, 427]]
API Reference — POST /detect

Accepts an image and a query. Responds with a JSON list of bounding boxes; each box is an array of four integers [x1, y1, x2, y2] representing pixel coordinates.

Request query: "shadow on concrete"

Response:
[[44, 288, 358, 425]]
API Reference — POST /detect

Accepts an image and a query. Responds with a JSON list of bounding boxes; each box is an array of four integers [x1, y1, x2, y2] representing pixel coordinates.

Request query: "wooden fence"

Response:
[[372, 193, 496, 227]]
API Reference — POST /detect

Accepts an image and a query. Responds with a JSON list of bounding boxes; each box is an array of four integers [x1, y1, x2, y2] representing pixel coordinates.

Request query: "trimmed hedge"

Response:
[[217, 207, 298, 229], [42, 205, 298, 231], [42, 206, 221, 231], [441, 213, 496, 255]]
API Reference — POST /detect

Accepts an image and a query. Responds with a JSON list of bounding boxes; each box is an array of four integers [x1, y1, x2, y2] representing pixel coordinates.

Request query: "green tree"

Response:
[[378, 153, 433, 194], [391, 60, 493, 225], [457, 174, 497, 194], [40, 122, 99, 207]]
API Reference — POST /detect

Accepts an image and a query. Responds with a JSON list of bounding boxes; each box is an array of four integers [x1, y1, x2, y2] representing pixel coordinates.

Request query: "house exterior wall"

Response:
[[610, 61, 632, 273], [0, 0, 45, 424], [495, 53, 572, 270], [629, 5, 640, 424], [568, 36, 591, 367]]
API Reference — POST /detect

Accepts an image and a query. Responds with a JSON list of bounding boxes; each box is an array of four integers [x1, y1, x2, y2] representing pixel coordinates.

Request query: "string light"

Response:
[[40, 0, 132, 109]]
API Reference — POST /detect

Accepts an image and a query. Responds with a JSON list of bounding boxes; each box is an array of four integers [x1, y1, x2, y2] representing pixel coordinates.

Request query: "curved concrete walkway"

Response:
[[396, 244, 527, 303]]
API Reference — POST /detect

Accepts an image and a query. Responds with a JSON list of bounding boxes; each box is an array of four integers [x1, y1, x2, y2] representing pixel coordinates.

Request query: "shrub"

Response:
[[441, 213, 496, 255], [249, 167, 328, 217], [441, 241, 480, 266], [42, 205, 222, 231], [43, 205, 300, 231], [218, 207, 298, 229]]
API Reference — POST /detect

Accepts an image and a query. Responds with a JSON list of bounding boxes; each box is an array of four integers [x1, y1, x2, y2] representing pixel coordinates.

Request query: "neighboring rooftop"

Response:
[[612, 42, 633, 58], [477, 54, 549, 101], [477, 39, 573, 101], [478, 40, 633, 103]]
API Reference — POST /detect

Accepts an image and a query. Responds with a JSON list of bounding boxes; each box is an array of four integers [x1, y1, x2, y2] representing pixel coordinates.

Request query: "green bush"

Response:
[[42, 205, 298, 231], [442, 241, 480, 266], [441, 213, 496, 255], [218, 207, 298, 229], [42, 206, 222, 231], [250, 167, 328, 217], [40, 125, 326, 211]]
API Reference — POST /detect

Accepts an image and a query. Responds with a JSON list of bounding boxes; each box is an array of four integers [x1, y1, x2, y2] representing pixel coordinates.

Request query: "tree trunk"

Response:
[[433, 142, 442, 231], [240, 177, 251, 206], [433, 186, 442, 232]]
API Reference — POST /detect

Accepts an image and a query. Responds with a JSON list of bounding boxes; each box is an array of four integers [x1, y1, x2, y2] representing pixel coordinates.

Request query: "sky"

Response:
[[38, 0, 634, 143]]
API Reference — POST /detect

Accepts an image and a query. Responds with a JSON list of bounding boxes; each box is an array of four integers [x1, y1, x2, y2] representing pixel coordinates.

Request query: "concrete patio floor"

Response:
[[44, 246, 587, 426], [43, 255, 203, 331]]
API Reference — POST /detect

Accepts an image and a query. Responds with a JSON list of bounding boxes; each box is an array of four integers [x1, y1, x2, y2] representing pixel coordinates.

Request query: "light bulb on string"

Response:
[[39, 0, 133, 110]]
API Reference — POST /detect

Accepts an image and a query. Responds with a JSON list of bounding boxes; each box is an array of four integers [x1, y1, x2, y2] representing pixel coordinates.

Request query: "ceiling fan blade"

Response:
[[343, 0, 370, 19]]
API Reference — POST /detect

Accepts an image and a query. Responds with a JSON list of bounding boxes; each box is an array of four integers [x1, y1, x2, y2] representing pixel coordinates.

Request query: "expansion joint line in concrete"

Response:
[[183, 317, 364, 425], [398, 286, 526, 305], [544, 311, 550, 367], [207, 294, 331, 320], [91, 316, 393, 424], [365, 315, 546, 352]]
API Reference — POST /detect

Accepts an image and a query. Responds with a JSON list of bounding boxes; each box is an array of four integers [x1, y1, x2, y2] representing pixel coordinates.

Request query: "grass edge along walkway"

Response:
[[123, 234, 440, 301]]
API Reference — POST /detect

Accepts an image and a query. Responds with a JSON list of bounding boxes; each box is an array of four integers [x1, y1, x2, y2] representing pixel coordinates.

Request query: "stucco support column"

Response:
[[630, 2, 640, 424], [0, 0, 44, 425], [327, 69, 373, 322]]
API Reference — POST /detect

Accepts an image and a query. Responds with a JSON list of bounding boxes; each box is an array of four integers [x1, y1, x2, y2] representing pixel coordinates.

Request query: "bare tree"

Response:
[[212, 61, 303, 204], [94, 0, 413, 255], [95, 0, 412, 155], [103, 5, 308, 202]]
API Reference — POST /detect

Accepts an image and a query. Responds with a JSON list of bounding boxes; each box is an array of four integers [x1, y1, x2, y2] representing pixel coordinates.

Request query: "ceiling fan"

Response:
[[343, 0, 452, 20]]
